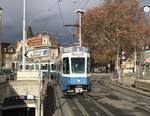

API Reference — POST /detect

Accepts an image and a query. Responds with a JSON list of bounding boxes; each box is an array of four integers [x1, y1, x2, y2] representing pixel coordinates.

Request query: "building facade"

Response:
[[0, 43, 16, 69], [11, 33, 59, 72]]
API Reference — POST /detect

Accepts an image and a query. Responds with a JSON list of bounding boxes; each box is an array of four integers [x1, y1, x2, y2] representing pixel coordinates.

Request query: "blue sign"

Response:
[[33, 48, 48, 57], [42, 49, 48, 56]]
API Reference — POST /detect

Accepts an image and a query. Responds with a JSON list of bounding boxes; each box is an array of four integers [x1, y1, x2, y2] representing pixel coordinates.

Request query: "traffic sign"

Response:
[[26, 37, 49, 47], [27, 37, 43, 47], [25, 48, 48, 59], [25, 50, 33, 59], [33, 48, 48, 57]]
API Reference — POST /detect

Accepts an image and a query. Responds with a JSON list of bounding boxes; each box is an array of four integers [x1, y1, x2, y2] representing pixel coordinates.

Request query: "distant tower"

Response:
[[0, 7, 3, 69], [26, 25, 33, 38]]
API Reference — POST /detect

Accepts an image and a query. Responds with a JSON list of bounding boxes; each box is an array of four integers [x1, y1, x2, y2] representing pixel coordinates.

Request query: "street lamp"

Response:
[[143, 6, 150, 13], [0, 7, 3, 30], [0, 7, 3, 28], [75, 9, 84, 47]]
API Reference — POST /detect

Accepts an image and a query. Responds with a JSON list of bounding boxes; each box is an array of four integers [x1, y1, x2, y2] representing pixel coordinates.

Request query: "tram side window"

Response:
[[87, 58, 91, 73], [63, 58, 70, 74]]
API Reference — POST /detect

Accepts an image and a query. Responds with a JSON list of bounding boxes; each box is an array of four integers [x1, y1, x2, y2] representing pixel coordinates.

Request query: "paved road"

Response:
[[66, 73, 150, 116], [43, 84, 56, 116]]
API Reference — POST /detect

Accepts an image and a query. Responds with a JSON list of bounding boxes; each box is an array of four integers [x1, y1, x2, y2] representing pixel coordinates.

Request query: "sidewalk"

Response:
[[118, 76, 136, 87], [110, 75, 150, 97], [111, 74, 150, 92], [111, 73, 135, 87], [134, 79, 150, 92]]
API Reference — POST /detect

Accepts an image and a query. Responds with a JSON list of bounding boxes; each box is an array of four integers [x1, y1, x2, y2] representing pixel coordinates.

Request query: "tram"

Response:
[[55, 46, 92, 94]]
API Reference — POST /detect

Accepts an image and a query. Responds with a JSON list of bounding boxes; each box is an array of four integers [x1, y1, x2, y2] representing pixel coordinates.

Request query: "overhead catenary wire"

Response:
[[48, 2, 58, 12], [57, 0, 65, 25], [56, 0, 77, 41], [82, 0, 90, 10], [28, 0, 58, 26]]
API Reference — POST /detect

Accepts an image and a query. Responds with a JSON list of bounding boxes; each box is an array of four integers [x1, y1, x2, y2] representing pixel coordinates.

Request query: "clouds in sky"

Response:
[[0, 0, 149, 44], [0, 0, 102, 44]]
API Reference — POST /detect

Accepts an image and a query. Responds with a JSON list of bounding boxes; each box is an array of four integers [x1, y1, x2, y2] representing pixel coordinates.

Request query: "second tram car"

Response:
[[56, 46, 92, 94]]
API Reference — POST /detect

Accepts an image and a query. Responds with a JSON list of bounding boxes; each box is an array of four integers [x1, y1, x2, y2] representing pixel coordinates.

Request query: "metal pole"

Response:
[[79, 12, 82, 47], [48, 60, 50, 80], [134, 46, 137, 73], [22, 0, 26, 71], [116, 50, 119, 71], [75, 9, 84, 47], [38, 58, 41, 116], [0, 7, 3, 69]]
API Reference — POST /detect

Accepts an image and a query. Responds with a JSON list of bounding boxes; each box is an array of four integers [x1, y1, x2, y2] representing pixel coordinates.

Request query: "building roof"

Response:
[[26, 26, 33, 38], [0, 7, 3, 10]]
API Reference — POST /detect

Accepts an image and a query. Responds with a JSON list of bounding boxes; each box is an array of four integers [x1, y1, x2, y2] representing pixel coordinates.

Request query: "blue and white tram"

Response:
[[58, 46, 92, 94]]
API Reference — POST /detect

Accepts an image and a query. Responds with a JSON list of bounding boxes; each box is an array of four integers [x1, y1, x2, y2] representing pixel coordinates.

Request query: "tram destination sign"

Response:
[[25, 48, 48, 59]]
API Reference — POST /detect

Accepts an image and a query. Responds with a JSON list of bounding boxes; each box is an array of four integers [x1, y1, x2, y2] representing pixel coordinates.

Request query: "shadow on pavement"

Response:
[[43, 85, 56, 116]]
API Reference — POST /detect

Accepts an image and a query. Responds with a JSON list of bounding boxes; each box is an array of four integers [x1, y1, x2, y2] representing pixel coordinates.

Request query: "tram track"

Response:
[[54, 75, 150, 116], [67, 94, 115, 116], [103, 79, 150, 104], [96, 79, 150, 114], [72, 97, 90, 116], [108, 79, 150, 97], [84, 94, 115, 116]]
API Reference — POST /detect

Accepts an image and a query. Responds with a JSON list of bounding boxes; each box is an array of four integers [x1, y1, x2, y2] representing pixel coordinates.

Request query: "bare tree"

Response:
[[79, 0, 149, 66]]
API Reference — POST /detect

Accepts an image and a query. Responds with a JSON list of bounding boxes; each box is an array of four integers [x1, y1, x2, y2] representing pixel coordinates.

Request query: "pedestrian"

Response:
[[113, 69, 119, 79]]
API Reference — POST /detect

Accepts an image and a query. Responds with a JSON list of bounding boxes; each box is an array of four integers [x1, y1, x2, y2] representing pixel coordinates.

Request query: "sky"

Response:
[[0, 0, 102, 45], [0, 0, 150, 45]]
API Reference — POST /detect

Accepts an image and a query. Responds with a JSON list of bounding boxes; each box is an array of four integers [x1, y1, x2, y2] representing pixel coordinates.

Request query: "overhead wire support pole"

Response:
[[0, 7, 3, 69], [22, 0, 26, 71], [38, 58, 41, 116], [75, 9, 84, 47]]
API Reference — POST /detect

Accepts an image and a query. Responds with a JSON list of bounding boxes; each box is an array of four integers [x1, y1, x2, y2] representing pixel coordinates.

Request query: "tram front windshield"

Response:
[[71, 58, 85, 73]]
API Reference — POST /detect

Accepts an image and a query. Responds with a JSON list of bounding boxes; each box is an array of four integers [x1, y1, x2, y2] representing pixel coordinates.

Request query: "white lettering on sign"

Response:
[[33, 48, 48, 57]]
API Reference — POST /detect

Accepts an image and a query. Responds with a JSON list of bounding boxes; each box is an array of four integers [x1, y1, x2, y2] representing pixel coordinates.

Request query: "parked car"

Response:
[[0, 69, 15, 80], [0, 69, 9, 80]]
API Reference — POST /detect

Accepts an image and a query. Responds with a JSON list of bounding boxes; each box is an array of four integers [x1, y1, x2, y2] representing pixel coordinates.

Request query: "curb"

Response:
[[54, 83, 74, 116], [109, 79, 150, 98]]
